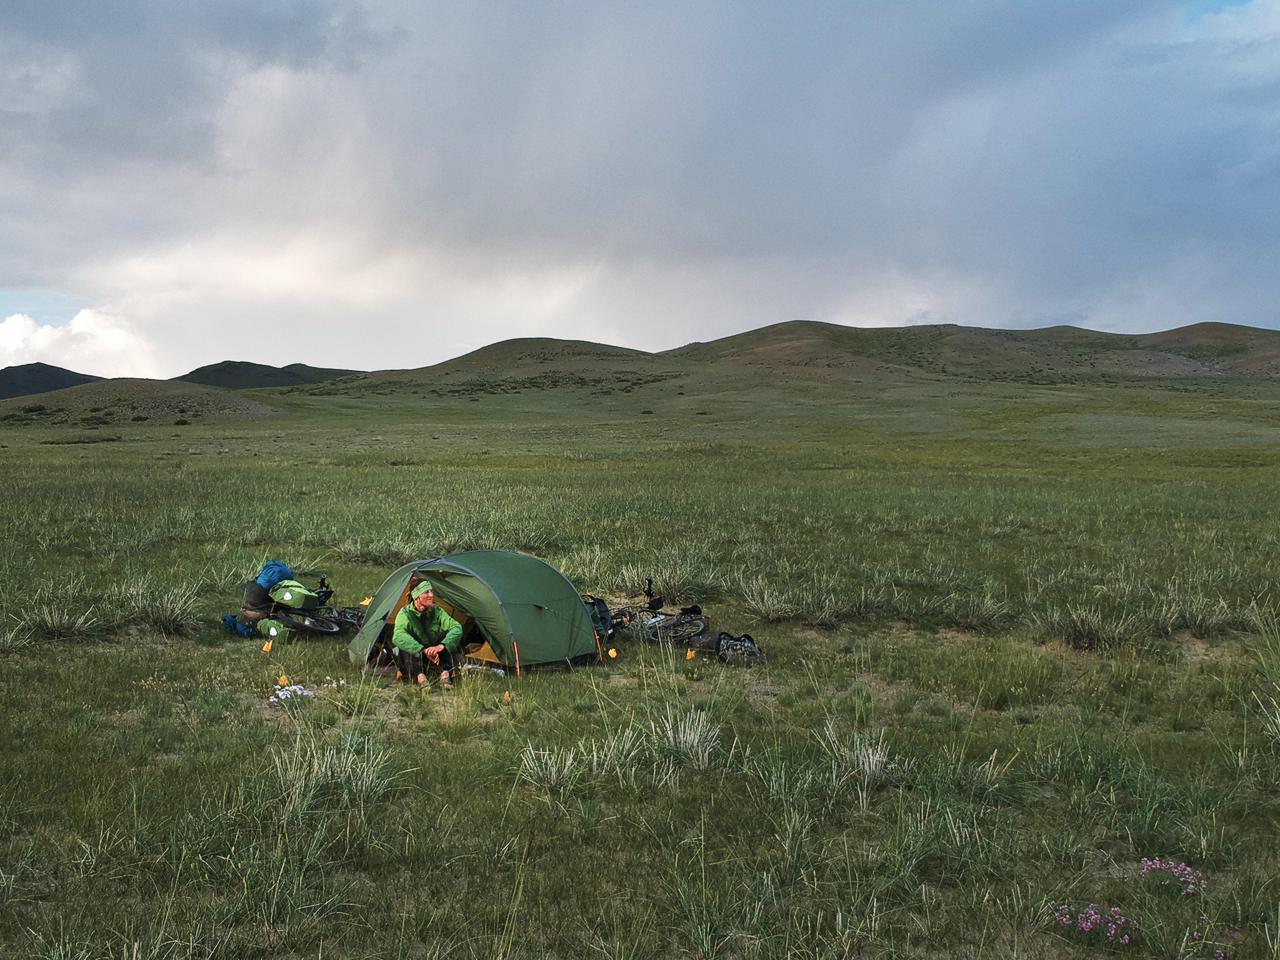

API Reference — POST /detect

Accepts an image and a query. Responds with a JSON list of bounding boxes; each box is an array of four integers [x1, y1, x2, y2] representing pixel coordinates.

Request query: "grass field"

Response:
[[3, 370, 1280, 958]]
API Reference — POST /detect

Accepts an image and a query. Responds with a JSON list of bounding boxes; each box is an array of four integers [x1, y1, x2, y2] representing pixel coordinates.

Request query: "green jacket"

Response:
[[392, 604, 463, 657]]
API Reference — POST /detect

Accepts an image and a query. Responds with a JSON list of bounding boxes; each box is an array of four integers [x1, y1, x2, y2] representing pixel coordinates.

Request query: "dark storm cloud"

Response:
[[1, 1, 1278, 374], [364, 1, 1167, 259], [0, 0, 382, 286], [345, 1, 1279, 332], [1, 0, 379, 164]]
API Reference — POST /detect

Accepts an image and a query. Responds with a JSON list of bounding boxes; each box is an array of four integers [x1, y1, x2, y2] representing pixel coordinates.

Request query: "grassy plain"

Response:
[[2, 369, 1280, 959]]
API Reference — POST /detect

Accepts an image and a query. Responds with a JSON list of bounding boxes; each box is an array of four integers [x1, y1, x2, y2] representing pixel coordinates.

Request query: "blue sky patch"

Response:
[[0, 290, 88, 326]]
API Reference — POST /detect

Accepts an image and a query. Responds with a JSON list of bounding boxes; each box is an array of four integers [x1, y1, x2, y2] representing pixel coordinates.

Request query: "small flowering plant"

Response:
[[1054, 859, 1231, 957], [1054, 903, 1134, 947], [267, 681, 316, 707], [1139, 857, 1204, 896]]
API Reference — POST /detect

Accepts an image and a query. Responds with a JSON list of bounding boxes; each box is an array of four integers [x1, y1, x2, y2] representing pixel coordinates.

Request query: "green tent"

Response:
[[348, 550, 601, 674]]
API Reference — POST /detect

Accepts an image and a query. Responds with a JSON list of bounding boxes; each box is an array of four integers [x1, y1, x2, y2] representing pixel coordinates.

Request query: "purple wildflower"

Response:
[[267, 682, 316, 706], [1140, 857, 1204, 896], [1054, 903, 1134, 947]]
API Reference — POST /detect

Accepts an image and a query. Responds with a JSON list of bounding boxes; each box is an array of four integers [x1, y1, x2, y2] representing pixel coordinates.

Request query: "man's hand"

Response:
[[425, 644, 445, 665]]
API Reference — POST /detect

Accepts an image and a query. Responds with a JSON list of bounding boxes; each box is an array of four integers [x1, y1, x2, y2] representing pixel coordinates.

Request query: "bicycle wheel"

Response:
[[276, 610, 343, 634], [638, 613, 672, 643], [666, 616, 707, 644], [638, 614, 705, 644]]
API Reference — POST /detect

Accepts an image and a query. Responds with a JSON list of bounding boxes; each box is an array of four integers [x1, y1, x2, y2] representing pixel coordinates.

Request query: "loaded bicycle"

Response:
[[610, 579, 708, 644], [234, 567, 363, 639]]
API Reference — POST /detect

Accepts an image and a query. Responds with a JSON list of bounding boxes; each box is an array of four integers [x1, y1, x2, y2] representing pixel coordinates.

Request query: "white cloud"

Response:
[[0, 309, 163, 378], [67, 231, 613, 374]]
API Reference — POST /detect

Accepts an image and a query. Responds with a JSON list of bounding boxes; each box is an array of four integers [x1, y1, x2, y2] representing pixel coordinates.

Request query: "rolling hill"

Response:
[[664, 320, 1280, 382], [175, 360, 362, 389], [296, 319, 1280, 402], [0, 378, 279, 427], [5, 321, 1279, 421], [299, 337, 680, 399], [0, 362, 102, 399]]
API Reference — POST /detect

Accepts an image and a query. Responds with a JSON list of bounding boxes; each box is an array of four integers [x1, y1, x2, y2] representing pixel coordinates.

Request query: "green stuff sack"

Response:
[[269, 579, 319, 610], [256, 618, 294, 644]]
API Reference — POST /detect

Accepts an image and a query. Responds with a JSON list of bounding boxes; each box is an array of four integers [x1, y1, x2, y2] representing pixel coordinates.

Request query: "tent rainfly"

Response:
[[347, 550, 601, 674]]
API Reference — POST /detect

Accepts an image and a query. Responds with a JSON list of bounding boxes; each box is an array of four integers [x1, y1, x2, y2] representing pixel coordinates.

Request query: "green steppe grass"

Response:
[[2, 376, 1280, 958]]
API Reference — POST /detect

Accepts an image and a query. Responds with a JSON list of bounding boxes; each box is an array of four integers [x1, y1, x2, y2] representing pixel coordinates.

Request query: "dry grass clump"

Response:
[[110, 580, 201, 635], [518, 744, 582, 795], [651, 707, 721, 772], [0, 623, 34, 651], [583, 725, 648, 786], [1032, 603, 1141, 650], [272, 731, 400, 819], [13, 604, 99, 643]]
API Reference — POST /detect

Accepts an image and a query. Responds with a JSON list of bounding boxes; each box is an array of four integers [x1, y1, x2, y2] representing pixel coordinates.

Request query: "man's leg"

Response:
[[396, 647, 428, 684], [438, 648, 456, 688]]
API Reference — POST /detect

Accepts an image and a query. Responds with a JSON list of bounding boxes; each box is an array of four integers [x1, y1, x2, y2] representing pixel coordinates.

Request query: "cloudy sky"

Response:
[[1, 1, 1277, 377]]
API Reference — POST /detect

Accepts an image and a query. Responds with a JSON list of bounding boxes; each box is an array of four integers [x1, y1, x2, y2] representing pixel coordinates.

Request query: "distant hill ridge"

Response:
[[0, 378, 277, 427], [4, 320, 1280, 404], [175, 360, 362, 390], [0, 359, 362, 401], [0, 362, 101, 400], [660, 320, 1280, 380]]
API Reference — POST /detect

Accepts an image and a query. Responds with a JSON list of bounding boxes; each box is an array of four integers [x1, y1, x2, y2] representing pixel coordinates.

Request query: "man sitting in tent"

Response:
[[393, 583, 463, 688]]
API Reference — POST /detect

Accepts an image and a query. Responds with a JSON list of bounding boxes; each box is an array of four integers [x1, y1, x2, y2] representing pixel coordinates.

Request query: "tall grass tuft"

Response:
[[746, 752, 819, 806], [772, 805, 817, 874], [651, 708, 720, 772], [667, 828, 761, 958], [272, 731, 399, 819], [23, 934, 93, 960], [971, 748, 1017, 792], [1034, 603, 1140, 650], [1254, 686, 1280, 750], [949, 581, 1014, 632], [14, 604, 99, 642], [614, 560, 721, 605], [816, 720, 894, 806], [112, 580, 201, 635], [1251, 608, 1280, 686], [733, 573, 796, 623], [0, 837, 36, 904], [0, 623, 33, 651], [24, 928, 226, 960], [518, 744, 582, 795], [583, 724, 647, 785]]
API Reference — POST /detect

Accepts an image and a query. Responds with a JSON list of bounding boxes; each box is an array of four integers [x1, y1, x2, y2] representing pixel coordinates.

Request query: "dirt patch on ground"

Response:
[[744, 680, 786, 710], [1177, 630, 1216, 663], [860, 672, 918, 709]]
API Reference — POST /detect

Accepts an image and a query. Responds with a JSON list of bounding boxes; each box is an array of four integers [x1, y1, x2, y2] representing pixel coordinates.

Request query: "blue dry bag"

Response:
[[255, 561, 294, 592]]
